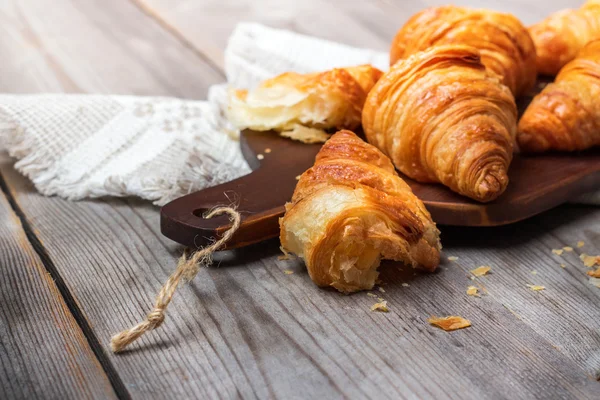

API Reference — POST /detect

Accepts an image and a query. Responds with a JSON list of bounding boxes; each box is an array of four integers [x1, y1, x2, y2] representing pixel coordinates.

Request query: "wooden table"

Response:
[[1, 1, 599, 399]]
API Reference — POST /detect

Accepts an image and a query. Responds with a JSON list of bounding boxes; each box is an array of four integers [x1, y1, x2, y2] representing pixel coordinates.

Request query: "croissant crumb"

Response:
[[471, 266, 491, 277], [370, 301, 390, 312], [581, 254, 600, 268], [428, 316, 471, 331], [587, 268, 600, 278]]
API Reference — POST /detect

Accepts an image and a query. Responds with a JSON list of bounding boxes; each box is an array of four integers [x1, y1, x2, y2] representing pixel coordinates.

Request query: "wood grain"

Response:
[[0, 181, 117, 399], [2, 158, 599, 398], [133, 0, 584, 68], [0, 0, 223, 97], [1, 0, 599, 398]]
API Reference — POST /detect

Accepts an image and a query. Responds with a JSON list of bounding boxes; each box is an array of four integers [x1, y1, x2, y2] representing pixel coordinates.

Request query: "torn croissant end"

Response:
[[428, 316, 472, 331], [226, 64, 382, 141], [279, 130, 441, 294]]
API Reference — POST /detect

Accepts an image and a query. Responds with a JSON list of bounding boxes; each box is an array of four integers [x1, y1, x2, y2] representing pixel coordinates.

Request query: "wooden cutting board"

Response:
[[161, 128, 600, 249]]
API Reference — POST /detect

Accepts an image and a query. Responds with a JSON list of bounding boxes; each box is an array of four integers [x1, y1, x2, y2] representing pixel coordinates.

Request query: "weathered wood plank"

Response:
[[132, 0, 583, 69], [2, 158, 599, 398], [1, 0, 599, 398], [0, 178, 117, 399], [0, 0, 223, 97], [130, 0, 600, 380]]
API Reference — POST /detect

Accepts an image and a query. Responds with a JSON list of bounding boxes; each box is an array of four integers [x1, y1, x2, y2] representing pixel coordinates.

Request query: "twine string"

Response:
[[110, 207, 241, 353]]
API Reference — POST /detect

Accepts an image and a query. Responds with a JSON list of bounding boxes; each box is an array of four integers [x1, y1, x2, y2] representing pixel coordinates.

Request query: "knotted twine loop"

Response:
[[110, 207, 241, 353]]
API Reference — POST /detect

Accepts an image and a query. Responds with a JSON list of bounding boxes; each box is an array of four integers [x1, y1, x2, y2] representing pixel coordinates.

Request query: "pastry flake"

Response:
[[526, 284, 546, 291], [587, 268, 600, 278], [471, 266, 491, 277], [428, 316, 471, 331], [279, 130, 441, 293], [371, 301, 390, 313], [279, 125, 330, 144], [581, 254, 600, 268], [363, 45, 517, 203]]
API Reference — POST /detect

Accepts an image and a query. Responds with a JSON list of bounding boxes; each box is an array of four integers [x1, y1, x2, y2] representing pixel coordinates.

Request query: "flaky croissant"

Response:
[[518, 39, 600, 152], [529, 0, 600, 76], [280, 130, 441, 293], [227, 65, 382, 143], [389, 6, 536, 97], [363, 45, 517, 203]]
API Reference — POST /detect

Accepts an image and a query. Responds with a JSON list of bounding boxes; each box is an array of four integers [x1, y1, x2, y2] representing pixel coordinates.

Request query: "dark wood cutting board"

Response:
[[161, 128, 600, 249]]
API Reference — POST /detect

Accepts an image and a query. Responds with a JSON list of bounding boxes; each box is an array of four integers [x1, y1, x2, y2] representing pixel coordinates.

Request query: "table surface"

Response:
[[1, 1, 599, 399]]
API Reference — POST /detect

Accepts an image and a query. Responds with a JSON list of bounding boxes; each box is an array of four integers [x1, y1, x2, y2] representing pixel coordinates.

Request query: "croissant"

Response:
[[518, 39, 600, 152], [227, 65, 383, 143], [529, 0, 600, 76], [363, 45, 517, 203], [389, 6, 536, 97], [279, 130, 441, 293]]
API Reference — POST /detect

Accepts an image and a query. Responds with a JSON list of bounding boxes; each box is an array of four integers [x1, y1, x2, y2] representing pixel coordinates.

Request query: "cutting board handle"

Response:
[[160, 131, 321, 249]]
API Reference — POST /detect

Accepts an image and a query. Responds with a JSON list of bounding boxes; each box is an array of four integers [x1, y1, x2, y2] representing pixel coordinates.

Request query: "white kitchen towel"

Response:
[[0, 23, 597, 206], [0, 23, 387, 206]]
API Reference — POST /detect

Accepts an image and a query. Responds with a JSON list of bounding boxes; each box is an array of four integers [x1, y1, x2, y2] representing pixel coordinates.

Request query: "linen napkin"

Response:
[[0, 23, 597, 205]]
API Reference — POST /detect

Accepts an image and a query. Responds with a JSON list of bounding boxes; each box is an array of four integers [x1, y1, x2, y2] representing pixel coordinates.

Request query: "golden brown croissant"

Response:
[[363, 45, 517, 203], [518, 39, 600, 152], [227, 65, 382, 143], [279, 130, 441, 293], [529, 0, 600, 76], [389, 6, 536, 97]]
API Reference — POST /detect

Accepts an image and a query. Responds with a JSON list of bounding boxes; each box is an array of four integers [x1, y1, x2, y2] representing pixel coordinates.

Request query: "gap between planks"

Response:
[[0, 172, 133, 400]]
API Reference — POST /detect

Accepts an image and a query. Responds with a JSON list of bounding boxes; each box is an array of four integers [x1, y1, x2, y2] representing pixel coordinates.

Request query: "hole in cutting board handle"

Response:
[[192, 207, 211, 218], [192, 207, 234, 225]]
